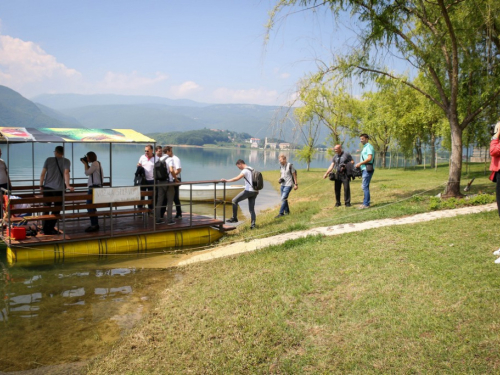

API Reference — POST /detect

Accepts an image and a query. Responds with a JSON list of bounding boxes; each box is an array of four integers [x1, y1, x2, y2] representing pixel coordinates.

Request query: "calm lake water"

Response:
[[0, 145, 336, 372]]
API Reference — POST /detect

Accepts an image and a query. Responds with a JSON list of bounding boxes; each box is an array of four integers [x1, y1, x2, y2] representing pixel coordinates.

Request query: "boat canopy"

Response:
[[0, 127, 155, 143]]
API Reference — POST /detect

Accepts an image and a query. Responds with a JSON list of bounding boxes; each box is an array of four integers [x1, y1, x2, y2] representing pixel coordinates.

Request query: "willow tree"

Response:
[[294, 75, 360, 146], [268, 0, 500, 197]]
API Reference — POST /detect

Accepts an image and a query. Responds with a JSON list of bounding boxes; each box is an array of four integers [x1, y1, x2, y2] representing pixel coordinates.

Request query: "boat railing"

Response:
[[1, 179, 234, 246]]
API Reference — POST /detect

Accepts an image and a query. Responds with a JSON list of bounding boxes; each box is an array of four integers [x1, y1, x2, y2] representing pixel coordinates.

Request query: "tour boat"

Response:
[[179, 184, 244, 202], [0, 127, 234, 266]]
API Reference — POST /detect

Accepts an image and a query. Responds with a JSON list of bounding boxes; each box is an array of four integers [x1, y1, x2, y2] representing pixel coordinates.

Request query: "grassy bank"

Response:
[[86, 164, 500, 374], [221, 162, 495, 243]]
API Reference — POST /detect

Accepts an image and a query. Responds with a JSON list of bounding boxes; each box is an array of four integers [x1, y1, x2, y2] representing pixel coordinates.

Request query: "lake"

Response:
[[0, 145, 338, 372]]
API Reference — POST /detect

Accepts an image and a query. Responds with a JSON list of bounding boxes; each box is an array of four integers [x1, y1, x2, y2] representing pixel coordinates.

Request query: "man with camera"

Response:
[[276, 155, 298, 218], [81, 151, 103, 232], [323, 144, 353, 207]]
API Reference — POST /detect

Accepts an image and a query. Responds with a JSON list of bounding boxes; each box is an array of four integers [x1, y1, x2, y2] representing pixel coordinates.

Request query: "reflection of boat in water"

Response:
[[179, 184, 244, 202]]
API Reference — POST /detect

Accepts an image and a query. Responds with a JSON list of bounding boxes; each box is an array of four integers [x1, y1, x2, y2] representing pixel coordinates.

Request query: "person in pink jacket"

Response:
[[489, 122, 500, 261]]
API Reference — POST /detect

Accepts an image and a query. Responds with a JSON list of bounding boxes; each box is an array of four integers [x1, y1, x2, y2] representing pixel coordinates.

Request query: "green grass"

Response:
[[86, 163, 500, 374], [223, 162, 495, 242]]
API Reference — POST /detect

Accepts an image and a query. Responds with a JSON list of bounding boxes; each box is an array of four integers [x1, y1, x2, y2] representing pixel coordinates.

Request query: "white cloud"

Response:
[[97, 71, 169, 92], [212, 87, 279, 105], [0, 35, 81, 93], [169, 81, 202, 97], [280, 72, 290, 79]]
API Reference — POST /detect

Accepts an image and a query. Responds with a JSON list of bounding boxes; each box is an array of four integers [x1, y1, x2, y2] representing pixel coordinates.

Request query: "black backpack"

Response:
[[244, 167, 264, 190], [154, 157, 170, 181]]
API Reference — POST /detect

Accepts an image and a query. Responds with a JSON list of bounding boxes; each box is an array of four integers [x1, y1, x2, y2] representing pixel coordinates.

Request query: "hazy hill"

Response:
[[32, 93, 208, 111], [57, 104, 289, 138], [35, 103, 82, 126], [0, 85, 76, 128]]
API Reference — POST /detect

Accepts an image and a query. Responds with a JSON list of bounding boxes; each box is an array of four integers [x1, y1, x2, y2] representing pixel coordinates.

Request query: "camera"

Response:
[[80, 155, 88, 163], [490, 123, 500, 136], [278, 178, 285, 184], [339, 163, 346, 173]]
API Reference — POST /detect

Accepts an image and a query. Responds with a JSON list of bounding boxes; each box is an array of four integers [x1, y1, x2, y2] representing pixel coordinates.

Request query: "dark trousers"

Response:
[[139, 179, 154, 210], [334, 177, 351, 205], [42, 188, 63, 233], [87, 187, 98, 227], [174, 178, 182, 216]]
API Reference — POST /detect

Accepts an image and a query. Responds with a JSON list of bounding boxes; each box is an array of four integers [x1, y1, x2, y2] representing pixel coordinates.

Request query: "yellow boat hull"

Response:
[[7, 227, 223, 266]]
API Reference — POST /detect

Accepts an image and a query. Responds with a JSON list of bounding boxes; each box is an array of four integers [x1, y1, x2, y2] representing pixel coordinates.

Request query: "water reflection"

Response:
[[0, 261, 176, 372]]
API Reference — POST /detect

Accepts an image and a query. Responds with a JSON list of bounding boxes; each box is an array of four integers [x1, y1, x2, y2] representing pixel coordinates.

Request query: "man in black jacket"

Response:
[[323, 144, 354, 207]]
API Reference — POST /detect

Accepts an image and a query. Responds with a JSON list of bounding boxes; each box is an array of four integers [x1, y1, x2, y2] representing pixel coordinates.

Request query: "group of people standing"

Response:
[[221, 133, 376, 229], [0, 134, 375, 235], [136, 144, 183, 225]]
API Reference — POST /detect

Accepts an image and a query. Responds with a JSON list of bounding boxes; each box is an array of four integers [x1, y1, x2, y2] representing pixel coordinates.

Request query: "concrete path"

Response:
[[175, 203, 497, 266]]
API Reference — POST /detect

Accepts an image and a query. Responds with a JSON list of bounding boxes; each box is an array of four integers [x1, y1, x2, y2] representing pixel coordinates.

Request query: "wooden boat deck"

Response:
[[3, 213, 226, 247]]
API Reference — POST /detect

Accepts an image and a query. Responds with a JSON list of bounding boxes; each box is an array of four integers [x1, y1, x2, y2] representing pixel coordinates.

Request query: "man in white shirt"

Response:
[[220, 159, 258, 229], [155, 146, 178, 225], [137, 144, 157, 210], [165, 146, 183, 218]]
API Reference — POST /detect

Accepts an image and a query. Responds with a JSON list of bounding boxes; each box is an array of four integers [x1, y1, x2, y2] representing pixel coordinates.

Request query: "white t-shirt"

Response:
[[138, 155, 158, 181], [172, 155, 182, 178], [240, 167, 255, 192], [160, 155, 175, 182]]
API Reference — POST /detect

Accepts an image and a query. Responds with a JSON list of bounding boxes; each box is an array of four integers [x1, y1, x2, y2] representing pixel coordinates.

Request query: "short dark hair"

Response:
[[155, 145, 162, 151], [145, 144, 153, 151], [236, 159, 245, 165], [55, 146, 64, 155], [163, 145, 173, 153], [360, 133, 370, 139], [86, 151, 97, 163]]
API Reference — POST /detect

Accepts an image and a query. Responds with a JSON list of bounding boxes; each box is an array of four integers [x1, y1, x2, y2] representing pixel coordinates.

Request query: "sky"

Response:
[[0, 0, 353, 106]]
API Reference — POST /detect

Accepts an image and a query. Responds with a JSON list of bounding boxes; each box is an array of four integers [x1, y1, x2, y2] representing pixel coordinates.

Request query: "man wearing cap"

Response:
[[40, 145, 74, 235], [355, 133, 375, 209]]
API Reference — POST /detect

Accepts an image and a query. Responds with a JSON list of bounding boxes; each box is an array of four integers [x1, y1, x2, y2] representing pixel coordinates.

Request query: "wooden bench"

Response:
[[3, 190, 154, 225]]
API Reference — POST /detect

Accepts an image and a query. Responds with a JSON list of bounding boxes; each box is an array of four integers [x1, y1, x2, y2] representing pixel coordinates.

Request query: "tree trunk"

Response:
[[444, 119, 463, 197], [430, 134, 436, 169], [415, 138, 423, 165]]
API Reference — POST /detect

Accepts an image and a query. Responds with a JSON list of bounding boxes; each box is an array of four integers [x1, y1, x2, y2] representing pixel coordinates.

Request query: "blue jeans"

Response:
[[362, 169, 374, 207], [279, 185, 292, 215], [232, 190, 258, 225]]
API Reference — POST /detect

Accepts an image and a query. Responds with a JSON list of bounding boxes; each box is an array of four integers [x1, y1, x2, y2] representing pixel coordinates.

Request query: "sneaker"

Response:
[[495, 257, 500, 264], [156, 220, 164, 224], [335, 203, 341, 207], [284, 211, 290, 215], [167, 220, 176, 225], [85, 225, 99, 233], [358, 205, 370, 209], [250, 224, 255, 230], [493, 248, 500, 256], [275, 214, 284, 218], [345, 203, 352, 207], [226, 217, 238, 223], [175, 214, 182, 219]]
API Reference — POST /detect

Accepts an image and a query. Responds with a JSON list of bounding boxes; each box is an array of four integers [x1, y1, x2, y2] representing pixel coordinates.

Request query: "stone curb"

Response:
[[176, 203, 497, 266]]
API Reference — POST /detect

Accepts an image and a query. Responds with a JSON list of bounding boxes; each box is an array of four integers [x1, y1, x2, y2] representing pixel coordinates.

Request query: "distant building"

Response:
[[267, 143, 277, 149], [249, 137, 261, 143], [251, 142, 259, 148], [279, 143, 290, 150]]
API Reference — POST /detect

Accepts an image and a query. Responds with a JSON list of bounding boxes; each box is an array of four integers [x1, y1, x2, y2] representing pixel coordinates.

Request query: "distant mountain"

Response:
[[0, 85, 77, 128], [32, 93, 209, 111], [57, 102, 291, 139], [35, 103, 82, 126]]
